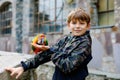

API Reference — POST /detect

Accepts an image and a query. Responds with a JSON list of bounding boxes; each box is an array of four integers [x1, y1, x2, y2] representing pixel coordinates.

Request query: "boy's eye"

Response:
[[80, 22, 85, 24], [72, 22, 76, 24]]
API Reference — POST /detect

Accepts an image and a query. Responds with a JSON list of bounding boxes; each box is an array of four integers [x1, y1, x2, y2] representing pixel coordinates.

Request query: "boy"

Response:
[[6, 8, 92, 80]]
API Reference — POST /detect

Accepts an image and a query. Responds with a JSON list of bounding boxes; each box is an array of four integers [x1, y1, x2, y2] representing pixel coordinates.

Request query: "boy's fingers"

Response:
[[16, 72, 22, 79], [5, 68, 17, 78], [10, 71, 16, 77], [10, 72, 14, 76]]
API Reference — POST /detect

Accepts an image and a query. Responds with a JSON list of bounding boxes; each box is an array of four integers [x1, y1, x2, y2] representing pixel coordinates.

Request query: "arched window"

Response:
[[0, 2, 12, 35], [98, 0, 114, 26], [33, 0, 66, 34]]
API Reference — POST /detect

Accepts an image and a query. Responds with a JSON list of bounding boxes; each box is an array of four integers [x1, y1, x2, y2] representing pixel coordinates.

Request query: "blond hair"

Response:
[[67, 8, 90, 24]]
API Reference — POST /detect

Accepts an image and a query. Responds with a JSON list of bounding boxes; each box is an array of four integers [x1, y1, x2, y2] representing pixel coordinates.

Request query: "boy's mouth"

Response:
[[74, 30, 81, 33]]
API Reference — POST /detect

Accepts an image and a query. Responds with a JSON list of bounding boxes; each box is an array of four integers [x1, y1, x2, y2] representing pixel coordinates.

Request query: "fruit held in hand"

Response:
[[31, 34, 48, 54]]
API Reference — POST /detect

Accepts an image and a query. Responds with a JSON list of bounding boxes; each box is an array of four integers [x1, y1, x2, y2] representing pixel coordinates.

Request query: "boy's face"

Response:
[[67, 20, 90, 36]]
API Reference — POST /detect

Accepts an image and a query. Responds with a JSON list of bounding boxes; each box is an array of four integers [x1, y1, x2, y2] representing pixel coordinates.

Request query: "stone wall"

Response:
[[0, 70, 31, 80], [0, 51, 120, 80]]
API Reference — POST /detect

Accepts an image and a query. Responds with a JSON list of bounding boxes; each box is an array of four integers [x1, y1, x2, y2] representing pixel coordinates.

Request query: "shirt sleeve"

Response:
[[51, 38, 92, 74], [21, 36, 68, 71], [21, 49, 52, 71]]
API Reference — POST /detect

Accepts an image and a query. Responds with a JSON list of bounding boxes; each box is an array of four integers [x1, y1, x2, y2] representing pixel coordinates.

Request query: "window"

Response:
[[98, 0, 114, 26], [34, 0, 65, 33], [0, 2, 12, 35]]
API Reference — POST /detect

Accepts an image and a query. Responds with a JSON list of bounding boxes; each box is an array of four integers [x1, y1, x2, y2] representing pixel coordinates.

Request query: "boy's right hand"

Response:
[[5, 67, 24, 79]]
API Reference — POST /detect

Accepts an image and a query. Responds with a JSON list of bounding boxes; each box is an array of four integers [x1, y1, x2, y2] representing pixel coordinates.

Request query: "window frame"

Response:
[[33, 0, 65, 34], [98, 0, 114, 26], [0, 2, 12, 36]]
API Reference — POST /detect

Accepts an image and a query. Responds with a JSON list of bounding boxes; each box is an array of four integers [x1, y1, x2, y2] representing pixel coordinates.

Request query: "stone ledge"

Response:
[[0, 51, 35, 80], [0, 51, 33, 73], [0, 51, 120, 80], [0, 70, 31, 80], [89, 68, 120, 79]]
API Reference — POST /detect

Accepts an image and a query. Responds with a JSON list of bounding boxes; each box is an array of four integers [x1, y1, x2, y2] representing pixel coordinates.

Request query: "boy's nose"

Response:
[[76, 24, 80, 28], [75, 24, 83, 29]]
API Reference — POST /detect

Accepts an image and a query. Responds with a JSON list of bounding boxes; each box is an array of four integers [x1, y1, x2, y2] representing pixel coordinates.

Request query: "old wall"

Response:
[[0, 51, 120, 80]]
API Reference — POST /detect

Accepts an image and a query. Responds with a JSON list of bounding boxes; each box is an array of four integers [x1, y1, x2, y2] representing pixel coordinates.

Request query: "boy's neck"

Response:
[[70, 30, 90, 37]]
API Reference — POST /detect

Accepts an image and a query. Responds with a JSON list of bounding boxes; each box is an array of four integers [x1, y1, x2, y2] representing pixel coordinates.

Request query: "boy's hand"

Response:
[[5, 67, 24, 79], [31, 43, 50, 51]]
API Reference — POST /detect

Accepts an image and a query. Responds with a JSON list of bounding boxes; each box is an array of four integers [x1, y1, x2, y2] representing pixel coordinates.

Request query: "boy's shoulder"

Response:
[[73, 31, 91, 44], [81, 31, 92, 43]]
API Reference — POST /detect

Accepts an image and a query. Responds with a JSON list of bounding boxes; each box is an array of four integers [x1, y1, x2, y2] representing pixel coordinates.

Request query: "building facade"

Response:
[[0, 0, 91, 53], [0, 0, 120, 73]]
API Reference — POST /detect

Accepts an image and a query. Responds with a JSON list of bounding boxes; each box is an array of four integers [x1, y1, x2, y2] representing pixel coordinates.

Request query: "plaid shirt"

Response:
[[21, 31, 92, 79]]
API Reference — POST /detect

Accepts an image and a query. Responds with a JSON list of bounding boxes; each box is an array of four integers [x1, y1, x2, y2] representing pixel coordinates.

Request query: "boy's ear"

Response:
[[87, 23, 91, 30]]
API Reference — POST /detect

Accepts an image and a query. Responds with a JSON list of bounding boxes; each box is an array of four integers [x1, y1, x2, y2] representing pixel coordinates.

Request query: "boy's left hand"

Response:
[[31, 43, 50, 51]]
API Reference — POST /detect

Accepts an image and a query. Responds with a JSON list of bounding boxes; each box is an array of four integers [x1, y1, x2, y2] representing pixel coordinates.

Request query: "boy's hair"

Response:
[[67, 8, 90, 24]]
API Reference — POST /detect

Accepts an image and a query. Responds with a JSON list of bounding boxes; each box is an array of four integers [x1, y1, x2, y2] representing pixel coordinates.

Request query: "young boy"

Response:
[[6, 8, 92, 80]]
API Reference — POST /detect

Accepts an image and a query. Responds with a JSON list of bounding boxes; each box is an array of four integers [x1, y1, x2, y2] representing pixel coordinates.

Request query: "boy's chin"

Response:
[[73, 33, 85, 36], [73, 34, 82, 36]]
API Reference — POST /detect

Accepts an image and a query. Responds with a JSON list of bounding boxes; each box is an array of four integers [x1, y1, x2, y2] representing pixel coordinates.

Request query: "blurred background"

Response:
[[0, 0, 120, 80]]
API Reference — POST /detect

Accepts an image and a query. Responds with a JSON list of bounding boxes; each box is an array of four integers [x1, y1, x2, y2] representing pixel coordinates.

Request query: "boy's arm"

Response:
[[51, 37, 92, 74], [21, 49, 52, 71], [20, 36, 66, 71]]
